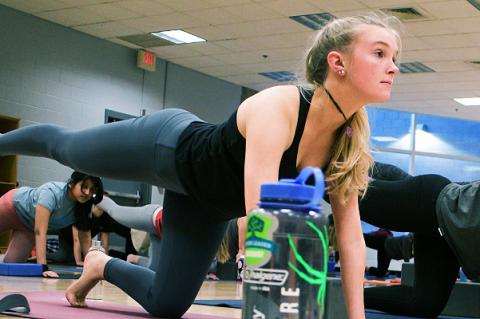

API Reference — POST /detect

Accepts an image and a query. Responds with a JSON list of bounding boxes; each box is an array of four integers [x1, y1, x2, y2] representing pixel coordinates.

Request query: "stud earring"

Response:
[[338, 69, 345, 76]]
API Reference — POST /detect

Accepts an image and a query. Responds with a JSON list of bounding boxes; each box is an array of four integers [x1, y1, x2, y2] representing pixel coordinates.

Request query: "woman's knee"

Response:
[[419, 174, 451, 193], [145, 297, 191, 318]]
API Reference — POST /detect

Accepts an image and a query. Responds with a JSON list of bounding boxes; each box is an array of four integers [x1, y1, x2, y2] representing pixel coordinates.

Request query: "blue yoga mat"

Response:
[[193, 300, 476, 319], [0, 263, 81, 279], [49, 267, 83, 273]]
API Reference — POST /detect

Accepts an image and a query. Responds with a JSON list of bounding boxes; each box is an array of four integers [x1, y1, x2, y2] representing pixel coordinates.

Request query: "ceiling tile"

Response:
[[237, 59, 302, 73], [426, 60, 478, 72], [74, 21, 142, 39], [213, 47, 304, 65], [121, 12, 209, 32], [405, 17, 480, 36], [229, 32, 314, 51], [170, 55, 224, 69], [185, 7, 246, 25], [155, 0, 218, 11], [206, 0, 252, 6], [197, 64, 251, 77], [419, 33, 480, 49], [359, 0, 443, 9], [310, 0, 368, 11], [402, 36, 432, 51], [184, 42, 232, 55], [0, 0, 74, 13], [216, 18, 307, 38], [116, 0, 175, 16], [149, 45, 202, 59], [420, 0, 479, 18], [60, 0, 118, 6], [37, 7, 108, 27], [184, 25, 235, 41], [223, 3, 283, 21], [221, 73, 272, 85], [81, 3, 143, 20], [108, 37, 143, 49], [401, 47, 480, 63], [261, 0, 320, 17]]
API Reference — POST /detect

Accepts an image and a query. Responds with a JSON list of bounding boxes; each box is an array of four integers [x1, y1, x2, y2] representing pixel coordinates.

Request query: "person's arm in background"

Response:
[[330, 193, 366, 319], [72, 226, 92, 266], [100, 232, 109, 251], [34, 204, 58, 278]]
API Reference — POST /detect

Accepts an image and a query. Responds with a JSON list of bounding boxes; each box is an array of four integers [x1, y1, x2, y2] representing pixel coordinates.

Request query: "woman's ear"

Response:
[[326, 51, 345, 75]]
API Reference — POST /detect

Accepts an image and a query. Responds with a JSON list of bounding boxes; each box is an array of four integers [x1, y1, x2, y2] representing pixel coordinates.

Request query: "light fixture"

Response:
[[259, 71, 296, 82], [289, 12, 336, 30], [454, 97, 480, 106], [151, 30, 206, 44]]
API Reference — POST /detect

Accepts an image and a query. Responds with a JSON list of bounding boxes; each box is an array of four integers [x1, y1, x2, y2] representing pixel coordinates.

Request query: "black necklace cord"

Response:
[[324, 88, 348, 122], [324, 88, 353, 137]]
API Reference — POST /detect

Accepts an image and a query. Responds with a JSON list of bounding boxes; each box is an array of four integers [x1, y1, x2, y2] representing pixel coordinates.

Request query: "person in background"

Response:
[[0, 171, 102, 277]]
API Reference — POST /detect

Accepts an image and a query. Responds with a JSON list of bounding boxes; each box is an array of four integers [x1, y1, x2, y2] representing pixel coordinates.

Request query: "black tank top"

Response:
[[175, 87, 313, 220]]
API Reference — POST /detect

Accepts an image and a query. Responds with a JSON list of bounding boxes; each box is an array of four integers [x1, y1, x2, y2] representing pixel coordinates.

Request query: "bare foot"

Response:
[[65, 250, 111, 307]]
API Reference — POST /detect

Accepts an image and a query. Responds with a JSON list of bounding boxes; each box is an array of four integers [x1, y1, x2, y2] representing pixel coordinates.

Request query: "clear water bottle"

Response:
[[242, 167, 329, 319]]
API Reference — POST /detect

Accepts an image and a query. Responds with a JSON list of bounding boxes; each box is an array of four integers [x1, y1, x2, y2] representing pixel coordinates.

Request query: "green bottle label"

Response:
[[245, 212, 279, 268]]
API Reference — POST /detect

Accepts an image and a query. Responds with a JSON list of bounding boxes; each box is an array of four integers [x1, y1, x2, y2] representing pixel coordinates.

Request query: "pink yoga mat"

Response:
[[0, 291, 234, 319]]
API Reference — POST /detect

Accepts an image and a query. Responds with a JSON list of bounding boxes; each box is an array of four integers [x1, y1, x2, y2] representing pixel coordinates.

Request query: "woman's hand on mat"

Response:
[[42, 270, 59, 278]]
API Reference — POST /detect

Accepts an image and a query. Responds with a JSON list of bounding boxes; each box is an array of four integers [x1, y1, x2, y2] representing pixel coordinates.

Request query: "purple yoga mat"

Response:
[[0, 291, 234, 319]]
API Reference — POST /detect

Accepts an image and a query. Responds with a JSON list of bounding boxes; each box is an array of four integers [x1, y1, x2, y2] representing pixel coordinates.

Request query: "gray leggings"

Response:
[[96, 197, 161, 270], [0, 109, 229, 318], [0, 108, 195, 193]]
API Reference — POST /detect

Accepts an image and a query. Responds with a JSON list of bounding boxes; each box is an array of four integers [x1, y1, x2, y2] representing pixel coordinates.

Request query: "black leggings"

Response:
[[361, 175, 460, 318], [0, 109, 229, 318], [364, 231, 391, 277]]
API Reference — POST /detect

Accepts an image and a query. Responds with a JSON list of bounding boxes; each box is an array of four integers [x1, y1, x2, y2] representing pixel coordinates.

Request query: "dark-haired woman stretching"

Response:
[[0, 171, 103, 277]]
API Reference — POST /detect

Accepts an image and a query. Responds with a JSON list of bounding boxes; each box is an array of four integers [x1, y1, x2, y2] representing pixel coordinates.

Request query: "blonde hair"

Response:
[[303, 13, 402, 203], [216, 233, 230, 264], [326, 109, 372, 202]]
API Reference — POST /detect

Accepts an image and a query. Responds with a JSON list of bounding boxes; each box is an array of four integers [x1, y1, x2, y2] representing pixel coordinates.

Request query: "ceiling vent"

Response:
[[381, 7, 428, 20], [467, 0, 480, 11], [289, 12, 336, 30], [399, 62, 435, 73], [259, 71, 297, 82], [117, 33, 174, 48]]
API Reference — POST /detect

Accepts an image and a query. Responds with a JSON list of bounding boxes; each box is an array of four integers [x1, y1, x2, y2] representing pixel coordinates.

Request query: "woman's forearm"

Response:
[[338, 238, 366, 319], [35, 233, 47, 265], [73, 238, 83, 265]]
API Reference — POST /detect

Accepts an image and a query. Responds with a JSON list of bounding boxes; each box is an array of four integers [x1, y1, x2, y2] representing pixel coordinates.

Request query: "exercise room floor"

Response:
[[0, 275, 243, 318]]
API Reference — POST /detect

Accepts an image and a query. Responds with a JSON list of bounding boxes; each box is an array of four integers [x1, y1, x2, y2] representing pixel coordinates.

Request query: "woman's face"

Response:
[[345, 24, 400, 103], [70, 179, 96, 203]]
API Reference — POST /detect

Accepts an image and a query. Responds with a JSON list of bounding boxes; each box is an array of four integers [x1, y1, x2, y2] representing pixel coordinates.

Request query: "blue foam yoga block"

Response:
[[0, 263, 47, 276]]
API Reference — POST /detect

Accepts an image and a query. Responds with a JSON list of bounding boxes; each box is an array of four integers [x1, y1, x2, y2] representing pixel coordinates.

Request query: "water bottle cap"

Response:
[[259, 167, 324, 213]]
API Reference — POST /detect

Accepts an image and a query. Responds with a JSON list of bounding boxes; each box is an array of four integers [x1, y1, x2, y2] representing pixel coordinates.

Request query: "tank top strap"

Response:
[[292, 87, 313, 148], [278, 87, 313, 179]]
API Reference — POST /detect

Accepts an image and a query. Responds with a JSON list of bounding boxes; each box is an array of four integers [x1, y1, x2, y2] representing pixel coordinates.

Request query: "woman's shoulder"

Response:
[[241, 85, 300, 115], [258, 85, 300, 99], [37, 181, 68, 197]]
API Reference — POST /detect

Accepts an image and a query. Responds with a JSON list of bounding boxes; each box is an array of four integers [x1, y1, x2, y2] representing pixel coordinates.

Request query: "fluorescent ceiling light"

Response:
[[151, 30, 206, 44], [454, 97, 480, 106]]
